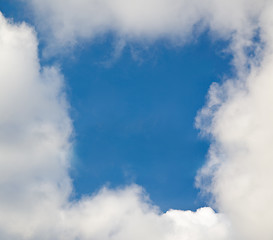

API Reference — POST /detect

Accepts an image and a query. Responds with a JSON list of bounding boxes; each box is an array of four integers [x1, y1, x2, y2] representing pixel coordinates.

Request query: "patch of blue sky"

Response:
[[63, 33, 233, 211], [0, 1, 32, 25]]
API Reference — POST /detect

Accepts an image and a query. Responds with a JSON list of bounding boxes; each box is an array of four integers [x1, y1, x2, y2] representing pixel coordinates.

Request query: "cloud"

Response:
[[0, 12, 72, 239], [195, 2, 273, 240], [3, 0, 273, 239], [26, 0, 203, 48], [0, 12, 230, 240], [25, 0, 264, 55]]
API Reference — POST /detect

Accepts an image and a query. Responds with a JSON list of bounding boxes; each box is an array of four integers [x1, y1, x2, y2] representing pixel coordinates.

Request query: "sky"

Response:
[[1, 0, 273, 240]]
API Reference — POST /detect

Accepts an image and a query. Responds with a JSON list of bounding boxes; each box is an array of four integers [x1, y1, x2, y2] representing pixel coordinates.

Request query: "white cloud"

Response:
[[3, 0, 273, 239], [0, 12, 230, 240], [25, 0, 264, 56], [0, 12, 72, 239], [196, 2, 273, 240]]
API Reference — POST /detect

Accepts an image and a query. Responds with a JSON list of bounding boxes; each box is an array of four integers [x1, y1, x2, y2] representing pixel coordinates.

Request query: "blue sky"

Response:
[[1, 1, 273, 239], [66, 36, 231, 211]]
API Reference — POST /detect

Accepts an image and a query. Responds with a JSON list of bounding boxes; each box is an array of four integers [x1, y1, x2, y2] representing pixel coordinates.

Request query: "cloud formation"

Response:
[[2, 0, 273, 239], [0, 12, 229, 240], [26, 0, 264, 54], [196, 3, 273, 238], [0, 12, 72, 239]]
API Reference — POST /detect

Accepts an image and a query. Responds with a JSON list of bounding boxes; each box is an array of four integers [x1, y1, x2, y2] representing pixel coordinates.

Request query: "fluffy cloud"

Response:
[[25, 0, 264, 54], [0, 12, 72, 239], [196, 2, 273, 240], [0, 12, 229, 240], [3, 0, 273, 239]]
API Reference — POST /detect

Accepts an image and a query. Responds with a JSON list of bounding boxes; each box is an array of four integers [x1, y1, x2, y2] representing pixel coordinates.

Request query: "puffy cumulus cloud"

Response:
[[0, 12, 230, 240], [25, 0, 264, 53], [26, 0, 204, 47], [196, 2, 273, 240], [0, 11, 72, 239], [64, 187, 230, 240]]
